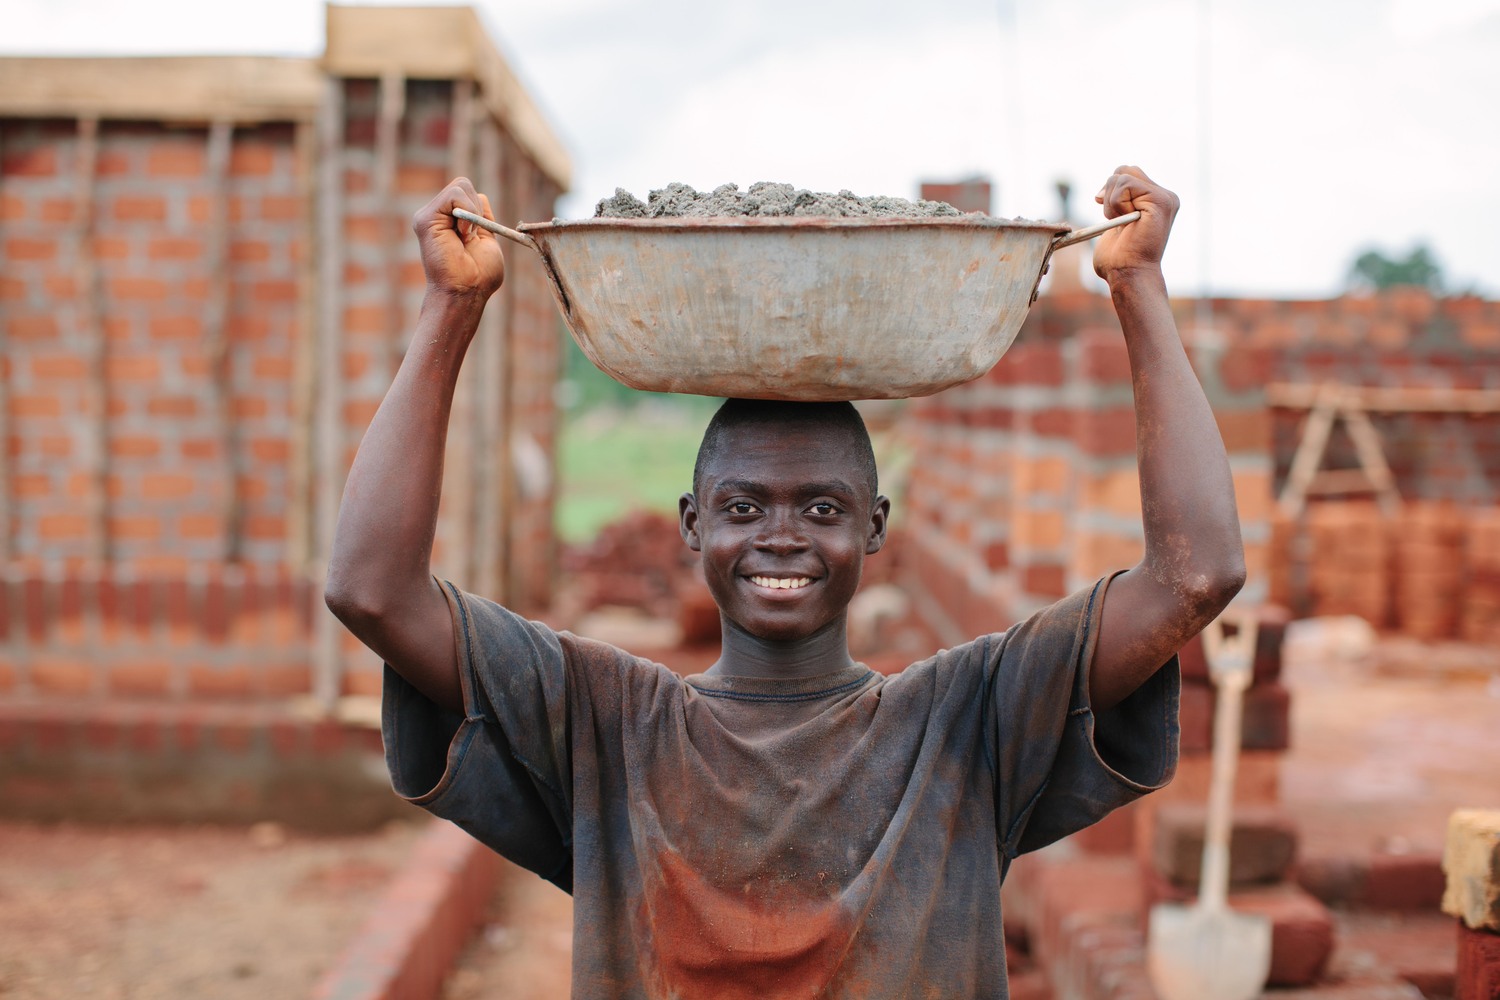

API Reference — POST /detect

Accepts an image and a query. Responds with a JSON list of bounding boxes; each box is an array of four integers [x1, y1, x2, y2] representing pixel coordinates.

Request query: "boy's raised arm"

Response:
[[1087, 166, 1246, 712], [324, 179, 505, 714]]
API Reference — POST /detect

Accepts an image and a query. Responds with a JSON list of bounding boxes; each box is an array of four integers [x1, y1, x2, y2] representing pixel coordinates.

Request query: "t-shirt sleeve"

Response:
[[381, 580, 574, 890], [986, 573, 1179, 859]]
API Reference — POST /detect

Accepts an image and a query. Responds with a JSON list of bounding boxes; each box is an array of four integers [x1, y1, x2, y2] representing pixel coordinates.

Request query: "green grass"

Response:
[[556, 405, 714, 544]]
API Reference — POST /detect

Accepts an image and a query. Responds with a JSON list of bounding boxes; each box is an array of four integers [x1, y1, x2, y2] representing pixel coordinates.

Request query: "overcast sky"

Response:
[[7, 0, 1498, 298]]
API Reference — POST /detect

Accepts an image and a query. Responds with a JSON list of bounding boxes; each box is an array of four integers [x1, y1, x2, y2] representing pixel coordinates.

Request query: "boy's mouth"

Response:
[[747, 575, 814, 592]]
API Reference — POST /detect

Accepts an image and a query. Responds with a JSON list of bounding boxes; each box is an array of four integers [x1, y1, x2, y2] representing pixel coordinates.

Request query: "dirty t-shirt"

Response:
[[382, 575, 1178, 999]]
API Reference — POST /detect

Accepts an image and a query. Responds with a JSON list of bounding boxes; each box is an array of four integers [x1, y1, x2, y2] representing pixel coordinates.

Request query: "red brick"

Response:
[[1077, 406, 1138, 457], [1363, 852, 1446, 912], [5, 237, 58, 260], [252, 279, 297, 302], [1080, 330, 1132, 384], [249, 437, 289, 462], [397, 164, 448, 196], [2, 146, 58, 176], [169, 435, 213, 461], [244, 515, 286, 540], [96, 148, 132, 176], [0, 276, 25, 300], [108, 661, 173, 697], [30, 354, 87, 379], [148, 315, 201, 339], [10, 389, 62, 419], [110, 435, 161, 458], [1219, 343, 1275, 394], [107, 354, 162, 381], [228, 315, 271, 341], [178, 513, 222, 539], [188, 665, 255, 699], [1151, 802, 1298, 886], [253, 354, 294, 379], [147, 236, 203, 260], [258, 195, 301, 221], [94, 237, 130, 260], [144, 394, 199, 417], [264, 664, 311, 698], [110, 516, 160, 541], [39, 198, 76, 223], [7, 315, 59, 340], [146, 144, 204, 176], [1022, 562, 1066, 598], [38, 513, 90, 540], [229, 143, 276, 175], [112, 195, 167, 222], [30, 658, 96, 695], [1004, 342, 1066, 387], [111, 276, 170, 300], [1178, 680, 1291, 752], [229, 239, 270, 263], [1458, 922, 1500, 1000]]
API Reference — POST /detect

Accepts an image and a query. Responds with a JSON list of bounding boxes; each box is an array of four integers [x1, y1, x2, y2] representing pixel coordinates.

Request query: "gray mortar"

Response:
[[593, 181, 970, 219]]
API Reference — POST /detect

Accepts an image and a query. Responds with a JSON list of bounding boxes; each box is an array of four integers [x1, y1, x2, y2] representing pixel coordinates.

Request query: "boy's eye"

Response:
[[808, 502, 841, 516], [727, 502, 759, 515]]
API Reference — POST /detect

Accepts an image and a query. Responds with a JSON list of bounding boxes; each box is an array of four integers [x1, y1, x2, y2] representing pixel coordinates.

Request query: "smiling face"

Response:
[[680, 407, 889, 646]]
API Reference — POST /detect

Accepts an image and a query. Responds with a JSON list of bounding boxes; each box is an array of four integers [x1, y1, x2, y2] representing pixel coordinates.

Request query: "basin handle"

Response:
[[1049, 210, 1142, 251], [452, 208, 540, 254]]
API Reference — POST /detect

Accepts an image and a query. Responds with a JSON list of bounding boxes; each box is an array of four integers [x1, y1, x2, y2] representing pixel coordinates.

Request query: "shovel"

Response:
[[1147, 611, 1272, 1000]]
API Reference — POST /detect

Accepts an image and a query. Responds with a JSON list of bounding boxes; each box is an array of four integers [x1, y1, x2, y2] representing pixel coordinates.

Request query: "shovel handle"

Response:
[[452, 208, 540, 254], [1198, 612, 1260, 913], [1049, 210, 1141, 251]]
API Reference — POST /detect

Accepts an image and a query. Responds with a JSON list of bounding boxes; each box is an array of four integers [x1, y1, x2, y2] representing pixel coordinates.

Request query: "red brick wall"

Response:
[[0, 76, 565, 702], [900, 286, 1499, 634]]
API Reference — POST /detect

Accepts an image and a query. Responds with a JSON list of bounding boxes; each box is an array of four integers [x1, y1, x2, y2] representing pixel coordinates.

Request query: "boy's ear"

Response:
[[679, 492, 701, 552], [866, 495, 891, 555]]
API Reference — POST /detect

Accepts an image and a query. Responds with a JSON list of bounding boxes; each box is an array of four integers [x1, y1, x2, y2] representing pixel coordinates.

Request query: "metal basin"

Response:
[[459, 210, 1137, 401]]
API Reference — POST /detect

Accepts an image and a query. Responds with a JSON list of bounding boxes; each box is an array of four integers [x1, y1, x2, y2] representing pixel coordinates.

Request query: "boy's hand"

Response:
[[1091, 165, 1179, 285], [412, 177, 506, 300]]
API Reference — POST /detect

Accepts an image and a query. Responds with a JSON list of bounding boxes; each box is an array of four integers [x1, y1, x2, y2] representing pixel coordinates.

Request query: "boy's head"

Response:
[[680, 399, 889, 643]]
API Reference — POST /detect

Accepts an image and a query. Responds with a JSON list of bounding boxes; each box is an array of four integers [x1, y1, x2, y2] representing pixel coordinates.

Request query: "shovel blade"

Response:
[[1147, 903, 1272, 1000]]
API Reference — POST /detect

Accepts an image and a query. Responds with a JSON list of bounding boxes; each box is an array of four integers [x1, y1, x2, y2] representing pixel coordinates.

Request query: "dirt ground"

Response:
[[0, 817, 425, 999], [1279, 617, 1500, 857]]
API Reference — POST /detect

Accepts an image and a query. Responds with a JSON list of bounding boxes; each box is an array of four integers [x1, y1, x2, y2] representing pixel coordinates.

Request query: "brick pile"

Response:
[[1393, 502, 1467, 640], [1462, 509, 1500, 644], [1306, 502, 1392, 626], [1272, 500, 1499, 640], [561, 510, 697, 619]]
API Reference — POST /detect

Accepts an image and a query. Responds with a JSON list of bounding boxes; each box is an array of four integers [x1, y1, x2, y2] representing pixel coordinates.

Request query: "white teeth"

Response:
[[750, 575, 812, 591]]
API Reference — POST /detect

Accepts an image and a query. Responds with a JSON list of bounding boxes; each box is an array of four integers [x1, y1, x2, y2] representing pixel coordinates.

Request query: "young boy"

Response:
[[326, 167, 1245, 998]]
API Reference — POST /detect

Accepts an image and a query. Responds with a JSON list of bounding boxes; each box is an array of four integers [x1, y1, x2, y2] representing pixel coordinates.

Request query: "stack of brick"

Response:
[[1462, 509, 1500, 644], [1306, 502, 1392, 626], [1393, 502, 1467, 640]]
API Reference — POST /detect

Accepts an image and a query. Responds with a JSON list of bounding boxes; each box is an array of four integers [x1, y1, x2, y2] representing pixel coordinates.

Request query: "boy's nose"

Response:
[[753, 512, 808, 553]]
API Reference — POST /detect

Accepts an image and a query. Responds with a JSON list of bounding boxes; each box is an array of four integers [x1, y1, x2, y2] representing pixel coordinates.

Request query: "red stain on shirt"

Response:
[[642, 848, 856, 999]]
